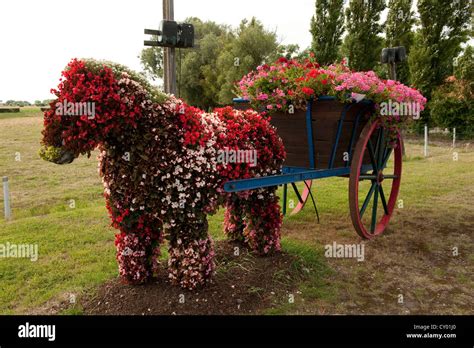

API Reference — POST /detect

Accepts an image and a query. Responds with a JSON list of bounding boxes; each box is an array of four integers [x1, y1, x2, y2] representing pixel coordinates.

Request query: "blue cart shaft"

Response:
[[224, 165, 372, 193]]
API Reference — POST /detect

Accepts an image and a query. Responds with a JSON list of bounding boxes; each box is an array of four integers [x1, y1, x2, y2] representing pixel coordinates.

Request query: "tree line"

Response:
[[2, 99, 54, 107], [310, 0, 472, 133]]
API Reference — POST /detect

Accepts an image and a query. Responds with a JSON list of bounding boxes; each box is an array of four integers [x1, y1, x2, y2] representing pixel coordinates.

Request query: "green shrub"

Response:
[[430, 76, 474, 138]]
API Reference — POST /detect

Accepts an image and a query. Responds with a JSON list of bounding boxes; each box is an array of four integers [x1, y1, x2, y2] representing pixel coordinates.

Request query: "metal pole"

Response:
[[389, 62, 397, 81], [424, 124, 428, 157], [453, 128, 456, 148], [163, 0, 177, 95], [3, 176, 11, 220]]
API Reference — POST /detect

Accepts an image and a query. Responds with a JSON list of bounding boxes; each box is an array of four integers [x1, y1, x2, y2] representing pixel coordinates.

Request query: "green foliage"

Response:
[[140, 17, 280, 109], [39, 145, 62, 163], [309, 0, 345, 65], [268, 44, 300, 62], [454, 45, 474, 83], [216, 18, 278, 105], [341, 0, 386, 71], [140, 41, 163, 81], [384, 0, 415, 84], [409, 0, 471, 101], [33, 99, 54, 107], [430, 77, 474, 137], [177, 18, 230, 109], [5, 100, 31, 107]]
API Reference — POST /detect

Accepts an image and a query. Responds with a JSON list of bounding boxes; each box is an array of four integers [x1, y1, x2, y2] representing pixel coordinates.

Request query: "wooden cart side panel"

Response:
[[268, 100, 374, 169]]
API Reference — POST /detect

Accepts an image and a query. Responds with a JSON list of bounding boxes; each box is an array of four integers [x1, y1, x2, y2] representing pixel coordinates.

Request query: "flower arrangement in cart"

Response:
[[237, 55, 427, 132]]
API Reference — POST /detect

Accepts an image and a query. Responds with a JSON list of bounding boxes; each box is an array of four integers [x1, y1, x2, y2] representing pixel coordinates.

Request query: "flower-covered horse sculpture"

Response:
[[40, 59, 285, 289]]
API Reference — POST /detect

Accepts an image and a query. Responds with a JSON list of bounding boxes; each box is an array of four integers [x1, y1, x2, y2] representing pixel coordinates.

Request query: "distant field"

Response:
[[0, 110, 473, 314]]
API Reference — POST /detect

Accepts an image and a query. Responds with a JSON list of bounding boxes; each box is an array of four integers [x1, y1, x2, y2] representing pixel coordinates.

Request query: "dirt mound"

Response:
[[81, 241, 304, 315]]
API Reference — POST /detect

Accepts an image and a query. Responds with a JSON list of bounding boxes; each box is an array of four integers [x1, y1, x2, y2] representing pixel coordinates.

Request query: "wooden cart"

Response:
[[225, 97, 403, 239]]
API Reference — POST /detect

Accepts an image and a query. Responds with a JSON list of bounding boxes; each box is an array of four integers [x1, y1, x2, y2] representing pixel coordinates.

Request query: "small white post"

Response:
[[424, 124, 428, 157], [452, 128, 456, 148], [3, 176, 12, 220]]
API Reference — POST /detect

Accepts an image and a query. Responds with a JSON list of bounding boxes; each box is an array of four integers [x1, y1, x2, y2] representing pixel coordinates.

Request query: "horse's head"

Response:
[[40, 58, 167, 164]]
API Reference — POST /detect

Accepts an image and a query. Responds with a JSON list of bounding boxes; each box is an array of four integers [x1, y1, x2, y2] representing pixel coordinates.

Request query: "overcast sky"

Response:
[[0, 0, 319, 102]]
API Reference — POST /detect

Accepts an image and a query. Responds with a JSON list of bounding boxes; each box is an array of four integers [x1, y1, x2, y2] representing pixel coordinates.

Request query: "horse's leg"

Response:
[[110, 203, 163, 284], [242, 188, 283, 255], [224, 195, 246, 243], [167, 217, 215, 290]]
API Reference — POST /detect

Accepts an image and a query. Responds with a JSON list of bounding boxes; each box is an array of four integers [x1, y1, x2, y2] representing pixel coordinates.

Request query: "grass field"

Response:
[[0, 108, 473, 314]]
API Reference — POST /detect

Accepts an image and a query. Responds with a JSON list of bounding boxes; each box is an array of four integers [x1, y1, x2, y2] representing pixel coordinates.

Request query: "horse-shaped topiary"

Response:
[[40, 59, 285, 289]]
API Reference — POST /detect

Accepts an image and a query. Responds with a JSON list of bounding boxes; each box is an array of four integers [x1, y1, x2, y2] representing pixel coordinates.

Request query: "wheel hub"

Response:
[[376, 170, 384, 184]]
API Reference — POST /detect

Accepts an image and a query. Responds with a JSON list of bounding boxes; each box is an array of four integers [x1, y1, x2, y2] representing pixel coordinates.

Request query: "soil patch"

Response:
[[80, 241, 304, 315]]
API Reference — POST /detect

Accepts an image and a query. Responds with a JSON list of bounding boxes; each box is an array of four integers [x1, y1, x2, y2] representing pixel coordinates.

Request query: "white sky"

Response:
[[1, 0, 469, 103], [0, 0, 316, 102]]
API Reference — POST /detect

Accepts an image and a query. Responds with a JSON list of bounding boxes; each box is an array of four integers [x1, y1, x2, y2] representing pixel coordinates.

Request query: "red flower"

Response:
[[277, 57, 288, 64], [302, 87, 314, 96], [321, 79, 328, 85], [308, 69, 320, 78]]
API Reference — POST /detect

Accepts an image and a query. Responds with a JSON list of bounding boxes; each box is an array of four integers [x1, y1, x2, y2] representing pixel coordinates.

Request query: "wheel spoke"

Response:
[[367, 140, 378, 172], [360, 182, 376, 218], [381, 148, 392, 170], [377, 129, 385, 169], [379, 184, 389, 215], [359, 175, 377, 181], [383, 174, 398, 180], [371, 186, 379, 233]]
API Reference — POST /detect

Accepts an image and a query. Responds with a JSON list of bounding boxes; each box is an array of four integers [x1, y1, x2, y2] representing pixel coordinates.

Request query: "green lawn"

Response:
[[1, 111, 473, 314]]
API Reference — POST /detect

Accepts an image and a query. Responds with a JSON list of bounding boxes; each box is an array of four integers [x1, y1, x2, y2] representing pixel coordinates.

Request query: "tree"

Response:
[[430, 45, 474, 137], [384, 0, 415, 84], [140, 43, 163, 81], [454, 45, 474, 84], [408, 0, 471, 126], [309, 0, 345, 65], [176, 18, 231, 109], [140, 17, 279, 109], [341, 0, 386, 71], [430, 77, 473, 137], [268, 43, 300, 62], [216, 18, 278, 105], [5, 100, 30, 107], [140, 17, 230, 108]]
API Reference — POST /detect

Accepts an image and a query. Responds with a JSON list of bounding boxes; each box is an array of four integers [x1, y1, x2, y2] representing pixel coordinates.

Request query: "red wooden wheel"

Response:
[[349, 120, 402, 239]]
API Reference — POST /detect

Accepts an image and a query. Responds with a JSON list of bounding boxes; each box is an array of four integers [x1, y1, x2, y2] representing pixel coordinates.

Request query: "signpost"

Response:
[[381, 46, 406, 81], [144, 0, 194, 95], [163, 0, 176, 95]]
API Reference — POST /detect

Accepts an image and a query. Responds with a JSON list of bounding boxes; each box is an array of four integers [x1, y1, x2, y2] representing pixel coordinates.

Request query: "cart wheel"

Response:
[[349, 120, 402, 239]]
